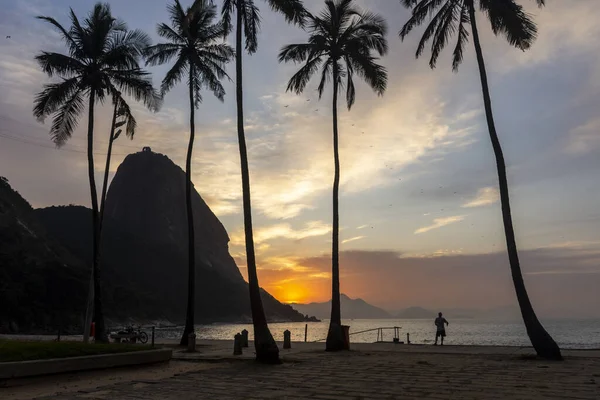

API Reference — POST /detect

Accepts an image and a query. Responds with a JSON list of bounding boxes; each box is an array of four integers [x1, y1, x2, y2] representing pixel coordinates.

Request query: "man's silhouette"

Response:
[[434, 312, 449, 345]]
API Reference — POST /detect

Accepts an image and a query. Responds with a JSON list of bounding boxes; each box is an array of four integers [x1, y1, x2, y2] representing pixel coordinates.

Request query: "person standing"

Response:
[[434, 312, 449, 346]]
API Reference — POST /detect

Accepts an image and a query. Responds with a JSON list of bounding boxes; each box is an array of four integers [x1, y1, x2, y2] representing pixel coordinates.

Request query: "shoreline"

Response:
[[2, 335, 599, 353]]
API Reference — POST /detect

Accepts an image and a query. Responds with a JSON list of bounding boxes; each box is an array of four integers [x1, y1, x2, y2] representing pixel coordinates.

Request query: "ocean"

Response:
[[155, 318, 600, 349]]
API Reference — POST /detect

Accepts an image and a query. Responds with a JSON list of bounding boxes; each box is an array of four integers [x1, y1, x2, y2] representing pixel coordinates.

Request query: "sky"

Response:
[[1, 0, 599, 318]]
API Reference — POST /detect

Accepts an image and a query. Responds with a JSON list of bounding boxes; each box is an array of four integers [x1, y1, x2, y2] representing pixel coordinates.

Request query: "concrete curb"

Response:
[[0, 349, 172, 380]]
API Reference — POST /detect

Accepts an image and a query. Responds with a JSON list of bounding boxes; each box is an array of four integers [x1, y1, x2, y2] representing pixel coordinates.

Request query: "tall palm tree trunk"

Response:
[[99, 101, 119, 228], [326, 64, 345, 352], [87, 90, 107, 343], [235, 5, 279, 364], [86, 100, 117, 344], [468, 2, 561, 360], [181, 66, 197, 347]]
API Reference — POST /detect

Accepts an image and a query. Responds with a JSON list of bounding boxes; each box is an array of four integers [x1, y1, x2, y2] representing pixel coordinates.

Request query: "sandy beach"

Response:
[[1, 340, 599, 399]]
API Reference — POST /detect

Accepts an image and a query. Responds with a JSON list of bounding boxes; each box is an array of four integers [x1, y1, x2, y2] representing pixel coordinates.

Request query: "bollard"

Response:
[[407, 333, 410, 344], [233, 333, 243, 355], [188, 333, 196, 352], [283, 330, 291, 349], [341, 325, 350, 350], [151, 326, 155, 348], [241, 329, 249, 347], [304, 324, 308, 342]]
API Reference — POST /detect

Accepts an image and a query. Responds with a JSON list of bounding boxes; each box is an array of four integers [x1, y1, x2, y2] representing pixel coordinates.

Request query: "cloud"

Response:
[[231, 220, 331, 246], [342, 236, 365, 244], [285, 248, 600, 316], [414, 215, 465, 235], [462, 187, 500, 208], [566, 118, 600, 155]]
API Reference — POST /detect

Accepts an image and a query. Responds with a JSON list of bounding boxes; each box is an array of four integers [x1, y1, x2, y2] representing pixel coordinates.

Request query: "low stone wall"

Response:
[[0, 349, 172, 380]]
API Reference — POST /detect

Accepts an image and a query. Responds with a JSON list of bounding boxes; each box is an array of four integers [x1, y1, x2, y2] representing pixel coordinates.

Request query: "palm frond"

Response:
[[157, 23, 186, 44], [317, 57, 333, 99], [145, 43, 182, 66], [197, 43, 235, 63], [102, 29, 150, 70], [265, 0, 307, 26], [286, 55, 323, 95], [35, 52, 85, 78], [168, 0, 188, 33], [49, 89, 85, 146], [36, 16, 80, 56], [193, 57, 227, 102], [479, 0, 537, 50], [221, 0, 235, 38], [399, 0, 446, 40], [452, 3, 469, 71], [115, 96, 137, 139], [429, 0, 460, 68], [161, 52, 188, 95], [33, 78, 81, 121], [278, 43, 314, 63], [346, 50, 387, 96], [345, 61, 356, 109], [243, 0, 261, 53], [109, 68, 159, 108]]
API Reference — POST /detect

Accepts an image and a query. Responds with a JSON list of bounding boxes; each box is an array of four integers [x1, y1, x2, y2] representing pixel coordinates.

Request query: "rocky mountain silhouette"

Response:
[[35, 149, 307, 326], [0, 177, 87, 333]]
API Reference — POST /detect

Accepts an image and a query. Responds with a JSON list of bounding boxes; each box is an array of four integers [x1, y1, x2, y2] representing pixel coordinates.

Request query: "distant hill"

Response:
[[291, 294, 391, 319], [34, 149, 308, 326], [391, 306, 522, 320]]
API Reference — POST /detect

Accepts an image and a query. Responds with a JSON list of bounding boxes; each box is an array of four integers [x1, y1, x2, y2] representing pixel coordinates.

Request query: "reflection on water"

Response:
[[155, 318, 600, 349]]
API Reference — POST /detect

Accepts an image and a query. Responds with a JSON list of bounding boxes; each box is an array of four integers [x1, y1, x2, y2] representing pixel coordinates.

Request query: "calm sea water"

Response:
[[155, 318, 600, 349]]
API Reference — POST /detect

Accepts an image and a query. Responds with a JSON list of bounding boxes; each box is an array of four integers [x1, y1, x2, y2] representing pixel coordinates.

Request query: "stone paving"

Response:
[[35, 343, 600, 400]]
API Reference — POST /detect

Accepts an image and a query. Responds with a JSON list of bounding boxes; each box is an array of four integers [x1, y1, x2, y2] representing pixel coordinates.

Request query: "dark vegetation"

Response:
[[0, 339, 148, 362]]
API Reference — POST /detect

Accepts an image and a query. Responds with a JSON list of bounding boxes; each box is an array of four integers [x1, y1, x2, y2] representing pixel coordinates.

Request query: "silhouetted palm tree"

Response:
[[399, 0, 561, 360], [279, 0, 388, 351], [221, 0, 305, 363], [34, 3, 156, 343], [146, 0, 233, 346]]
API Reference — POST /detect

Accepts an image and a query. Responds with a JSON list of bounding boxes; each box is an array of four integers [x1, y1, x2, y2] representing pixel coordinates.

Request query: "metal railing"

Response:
[[314, 326, 402, 343]]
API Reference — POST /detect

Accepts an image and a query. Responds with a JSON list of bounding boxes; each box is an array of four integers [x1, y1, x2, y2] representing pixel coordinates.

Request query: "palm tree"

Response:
[[34, 3, 157, 343], [99, 88, 158, 228], [220, 0, 305, 363], [145, 0, 233, 347], [279, 0, 388, 351], [399, 0, 561, 360]]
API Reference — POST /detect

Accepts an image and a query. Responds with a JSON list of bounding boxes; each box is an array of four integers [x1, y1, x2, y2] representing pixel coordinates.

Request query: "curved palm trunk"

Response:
[[87, 90, 107, 343], [235, 5, 279, 364], [99, 100, 119, 229], [181, 66, 197, 347], [325, 64, 345, 352], [468, 2, 561, 360]]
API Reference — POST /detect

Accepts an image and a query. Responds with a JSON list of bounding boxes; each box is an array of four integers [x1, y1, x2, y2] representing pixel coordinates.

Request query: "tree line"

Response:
[[34, 0, 562, 363]]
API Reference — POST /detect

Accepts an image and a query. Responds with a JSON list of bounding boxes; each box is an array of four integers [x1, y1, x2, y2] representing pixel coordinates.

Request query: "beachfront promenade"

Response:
[[5, 341, 600, 399]]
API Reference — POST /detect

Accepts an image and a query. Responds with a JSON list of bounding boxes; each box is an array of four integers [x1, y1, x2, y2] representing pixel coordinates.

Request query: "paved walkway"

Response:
[[21, 342, 600, 400]]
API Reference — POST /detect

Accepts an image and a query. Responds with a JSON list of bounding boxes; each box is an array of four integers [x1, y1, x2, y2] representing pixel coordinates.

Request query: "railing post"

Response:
[[151, 326, 155, 348], [304, 324, 308, 342]]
